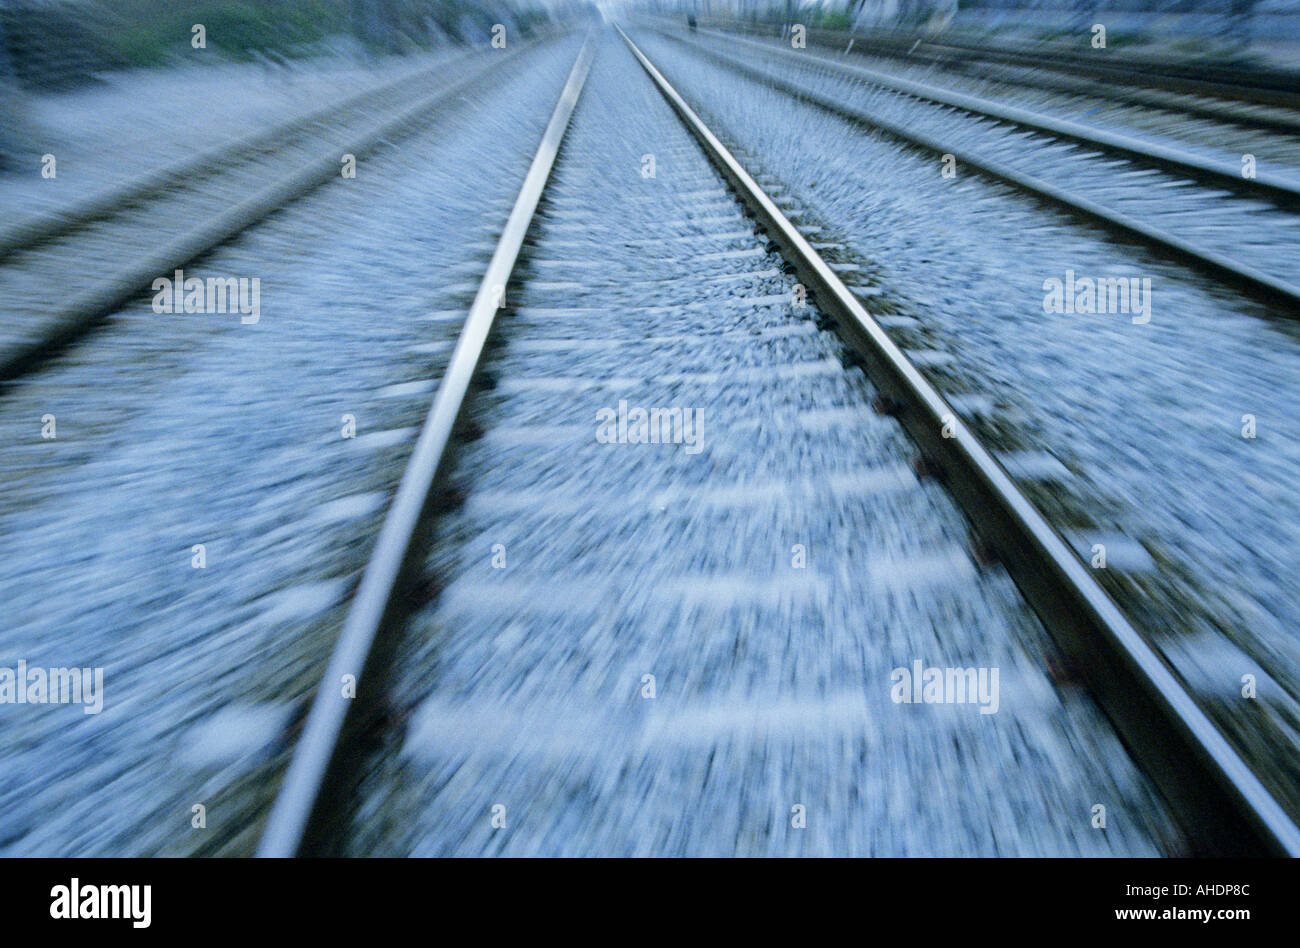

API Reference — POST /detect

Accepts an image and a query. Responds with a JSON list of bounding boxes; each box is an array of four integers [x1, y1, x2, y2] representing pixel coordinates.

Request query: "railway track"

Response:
[[0, 35, 589, 857], [687, 18, 1300, 142], [0, 40, 557, 383], [837, 35, 1300, 142], [883, 31, 1300, 113], [257, 27, 1300, 857], [699, 18, 1300, 114], [692, 26, 1300, 209], [652, 25, 1300, 313]]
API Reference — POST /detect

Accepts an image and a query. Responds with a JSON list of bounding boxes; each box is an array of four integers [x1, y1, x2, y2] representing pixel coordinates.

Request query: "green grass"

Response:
[[104, 0, 352, 65]]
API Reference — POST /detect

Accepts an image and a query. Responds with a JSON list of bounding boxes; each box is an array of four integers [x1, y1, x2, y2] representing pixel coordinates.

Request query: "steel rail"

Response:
[[618, 23, 1300, 857], [843, 36, 1300, 139], [913, 57, 1300, 139], [697, 18, 1300, 111], [653, 27, 1300, 315], [695, 27, 1300, 209], [0, 48, 484, 263], [0, 44, 537, 385], [256, 33, 597, 858], [671, 17, 1300, 138], [897, 36, 1300, 112]]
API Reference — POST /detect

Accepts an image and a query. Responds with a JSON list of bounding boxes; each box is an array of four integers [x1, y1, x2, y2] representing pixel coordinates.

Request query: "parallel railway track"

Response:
[[847, 37, 1300, 140], [690, 26, 1300, 210], [874, 31, 1300, 113], [0, 37, 589, 856], [0, 41, 554, 384], [257, 27, 1300, 857], [683, 18, 1300, 162], [649, 24, 1300, 313], [699, 19, 1300, 114]]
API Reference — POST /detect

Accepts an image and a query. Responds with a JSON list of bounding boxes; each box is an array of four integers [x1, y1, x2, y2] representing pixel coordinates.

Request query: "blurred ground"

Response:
[[0, 51, 457, 220]]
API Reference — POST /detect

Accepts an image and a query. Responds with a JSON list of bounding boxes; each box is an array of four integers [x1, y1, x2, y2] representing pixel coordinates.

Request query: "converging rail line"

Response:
[[650, 24, 1300, 313], [256, 32, 599, 858], [683, 16, 1300, 148], [256, 27, 1300, 857], [696, 18, 1300, 114], [691, 26, 1300, 211], [849, 36, 1300, 140], [0, 40, 560, 383]]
